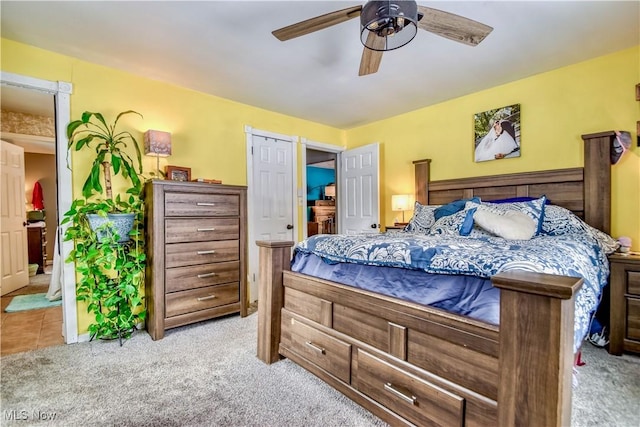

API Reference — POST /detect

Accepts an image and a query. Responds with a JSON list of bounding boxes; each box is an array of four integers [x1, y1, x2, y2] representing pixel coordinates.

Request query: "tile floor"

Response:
[[1, 272, 64, 356]]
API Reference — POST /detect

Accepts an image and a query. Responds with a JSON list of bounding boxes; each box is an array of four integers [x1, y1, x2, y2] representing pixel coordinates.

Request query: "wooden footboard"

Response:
[[257, 240, 583, 427]]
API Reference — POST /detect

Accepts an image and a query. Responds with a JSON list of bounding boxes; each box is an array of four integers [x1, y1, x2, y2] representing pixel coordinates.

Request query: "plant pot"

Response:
[[87, 213, 135, 243]]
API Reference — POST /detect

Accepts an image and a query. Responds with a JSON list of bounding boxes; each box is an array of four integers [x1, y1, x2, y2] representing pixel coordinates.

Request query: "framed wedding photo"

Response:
[[165, 165, 191, 182], [473, 104, 521, 162]]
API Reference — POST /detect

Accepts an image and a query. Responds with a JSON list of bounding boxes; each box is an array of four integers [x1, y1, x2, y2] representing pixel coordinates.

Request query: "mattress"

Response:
[[292, 251, 500, 324]]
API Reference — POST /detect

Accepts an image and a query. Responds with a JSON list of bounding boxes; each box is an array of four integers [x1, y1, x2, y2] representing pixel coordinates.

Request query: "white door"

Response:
[[247, 132, 295, 301], [339, 143, 380, 234], [0, 140, 29, 295]]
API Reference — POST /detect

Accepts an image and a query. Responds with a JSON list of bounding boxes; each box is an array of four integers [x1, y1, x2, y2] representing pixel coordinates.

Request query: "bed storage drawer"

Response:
[[165, 218, 239, 243], [165, 282, 239, 318], [165, 192, 239, 217], [353, 349, 464, 427], [280, 310, 351, 383]]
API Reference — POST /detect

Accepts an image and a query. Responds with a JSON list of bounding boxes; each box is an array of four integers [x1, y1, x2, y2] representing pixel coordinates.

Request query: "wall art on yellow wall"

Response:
[[474, 104, 521, 162]]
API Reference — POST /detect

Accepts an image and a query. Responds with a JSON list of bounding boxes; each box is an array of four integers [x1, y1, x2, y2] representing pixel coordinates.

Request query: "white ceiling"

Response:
[[1, 1, 638, 129]]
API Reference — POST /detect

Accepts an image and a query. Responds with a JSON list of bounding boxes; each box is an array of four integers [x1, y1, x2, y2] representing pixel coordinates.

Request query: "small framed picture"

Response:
[[165, 165, 191, 182]]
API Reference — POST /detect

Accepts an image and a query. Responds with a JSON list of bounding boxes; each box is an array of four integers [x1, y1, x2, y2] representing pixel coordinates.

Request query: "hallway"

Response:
[[1, 270, 64, 356]]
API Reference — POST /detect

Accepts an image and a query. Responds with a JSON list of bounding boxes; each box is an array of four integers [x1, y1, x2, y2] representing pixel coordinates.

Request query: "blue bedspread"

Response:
[[293, 231, 610, 352]]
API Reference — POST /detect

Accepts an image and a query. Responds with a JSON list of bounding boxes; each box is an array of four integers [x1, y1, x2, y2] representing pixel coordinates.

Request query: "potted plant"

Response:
[[62, 110, 146, 344], [66, 110, 144, 241]]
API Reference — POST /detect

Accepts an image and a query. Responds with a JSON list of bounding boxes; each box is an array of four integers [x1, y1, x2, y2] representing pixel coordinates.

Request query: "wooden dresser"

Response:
[[609, 253, 640, 355], [144, 180, 248, 340]]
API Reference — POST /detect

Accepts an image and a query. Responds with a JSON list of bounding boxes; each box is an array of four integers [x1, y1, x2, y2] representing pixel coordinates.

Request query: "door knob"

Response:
[[23, 221, 28, 227], [286, 224, 293, 230], [370, 224, 377, 229]]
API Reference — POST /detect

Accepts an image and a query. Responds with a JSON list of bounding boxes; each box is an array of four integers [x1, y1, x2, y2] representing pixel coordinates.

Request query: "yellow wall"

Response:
[[3, 38, 639, 334], [1, 38, 345, 333], [346, 46, 640, 248]]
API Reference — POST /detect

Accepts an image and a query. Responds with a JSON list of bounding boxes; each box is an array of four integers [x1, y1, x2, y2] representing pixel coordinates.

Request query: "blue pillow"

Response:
[[433, 197, 481, 220], [487, 196, 551, 205]]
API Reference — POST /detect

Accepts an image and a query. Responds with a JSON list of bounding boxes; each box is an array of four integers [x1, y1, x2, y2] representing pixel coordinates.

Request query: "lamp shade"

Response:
[[144, 130, 172, 157], [391, 194, 413, 211], [324, 184, 336, 198]]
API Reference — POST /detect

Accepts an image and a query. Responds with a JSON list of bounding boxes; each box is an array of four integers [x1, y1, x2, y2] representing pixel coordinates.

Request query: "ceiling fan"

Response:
[[272, 1, 493, 76]]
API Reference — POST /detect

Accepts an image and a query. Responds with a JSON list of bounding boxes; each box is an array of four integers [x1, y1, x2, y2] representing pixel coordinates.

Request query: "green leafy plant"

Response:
[[62, 195, 146, 343], [63, 109, 147, 344], [67, 110, 143, 201]]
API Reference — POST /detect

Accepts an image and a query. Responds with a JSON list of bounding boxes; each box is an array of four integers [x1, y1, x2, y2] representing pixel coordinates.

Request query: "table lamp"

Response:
[[391, 194, 414, 225], [144, 130, 172, 178]]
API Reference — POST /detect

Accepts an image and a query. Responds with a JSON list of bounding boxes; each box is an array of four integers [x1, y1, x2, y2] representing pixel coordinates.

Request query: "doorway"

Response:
[[301, 138, 344, 239], [0, 85, 63, 354], [0, 71, 77, 344], [305, 148, 337, 237]]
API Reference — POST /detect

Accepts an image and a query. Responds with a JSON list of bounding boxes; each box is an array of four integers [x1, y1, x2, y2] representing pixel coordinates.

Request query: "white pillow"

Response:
[[473, 205, 537, 240]]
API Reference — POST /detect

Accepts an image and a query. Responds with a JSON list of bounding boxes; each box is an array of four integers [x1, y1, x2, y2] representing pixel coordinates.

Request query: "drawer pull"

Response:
[[197, 250, 216, 255], [197, 272, 217, 278], [384, 383, 417, 405], [196, 294, 217, 302], [197, 227, 216, 232], [304, 341, 326, 355], [196, 202, 216, 206]]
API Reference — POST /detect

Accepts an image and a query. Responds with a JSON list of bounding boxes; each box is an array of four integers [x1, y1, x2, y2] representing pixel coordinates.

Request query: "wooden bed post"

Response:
[[581, 131, 614, 234], [493, 271, 583, 427], [413, 159, 431, 205], [256, 240, 294, 364]]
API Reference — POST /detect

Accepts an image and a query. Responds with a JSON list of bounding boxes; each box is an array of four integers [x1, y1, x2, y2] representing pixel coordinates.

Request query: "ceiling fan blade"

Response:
[[359, 32, 384, 76], [417, 6, 493, 46], [272, 5, 363, 41]]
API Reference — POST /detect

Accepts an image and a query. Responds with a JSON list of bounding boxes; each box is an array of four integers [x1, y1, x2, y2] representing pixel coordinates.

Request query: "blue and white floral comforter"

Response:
[[294, 231, 610, 353]]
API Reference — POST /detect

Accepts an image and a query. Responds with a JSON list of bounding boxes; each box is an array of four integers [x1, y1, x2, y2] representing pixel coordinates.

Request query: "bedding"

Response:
[[293, 209, 615, 353]]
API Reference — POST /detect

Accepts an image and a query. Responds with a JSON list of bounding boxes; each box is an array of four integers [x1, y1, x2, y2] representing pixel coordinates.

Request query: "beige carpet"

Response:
[[0, 313, 638, 426]]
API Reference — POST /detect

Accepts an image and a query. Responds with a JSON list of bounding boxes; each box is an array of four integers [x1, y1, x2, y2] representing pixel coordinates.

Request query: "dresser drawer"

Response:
[[353, 349, 464, 427], [165, 192, 239, 217], [166, 240, 239, 268], [165, 261, 240, 293], [627, 297, 640, 341], [165, 282, 239, 318], [628, 271, 640, 296], [281, 310, 351, 383], [165, 218, 239, 243]]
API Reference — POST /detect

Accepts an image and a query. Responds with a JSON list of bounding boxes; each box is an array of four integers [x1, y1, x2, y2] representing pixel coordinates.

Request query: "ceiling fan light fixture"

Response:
[[360, 0, 418, 51]]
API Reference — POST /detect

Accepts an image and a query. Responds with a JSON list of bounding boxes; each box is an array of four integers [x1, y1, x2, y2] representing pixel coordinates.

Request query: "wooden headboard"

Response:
[[413, 131, 616, 233]]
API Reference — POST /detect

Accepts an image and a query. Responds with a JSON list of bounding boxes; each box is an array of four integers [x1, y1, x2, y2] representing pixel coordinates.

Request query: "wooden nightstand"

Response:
[[608, 253, 640, 355], [385, 225, 405, 232]]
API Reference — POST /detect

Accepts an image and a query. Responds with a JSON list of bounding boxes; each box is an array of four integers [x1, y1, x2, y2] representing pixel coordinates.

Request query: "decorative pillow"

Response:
[[542, 205, 619, 254], [403, 202, 439, 233], [433, 197, 481, 220], [428, 209, 470, 236], [428, 206, 495, 238], [482, 195, 547, 235], [473, 205, 537, 240], [485, 196, 551, 205]]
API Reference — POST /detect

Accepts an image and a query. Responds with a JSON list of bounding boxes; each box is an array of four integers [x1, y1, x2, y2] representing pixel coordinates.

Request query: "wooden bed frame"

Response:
[[256, 131, 616, 426]]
